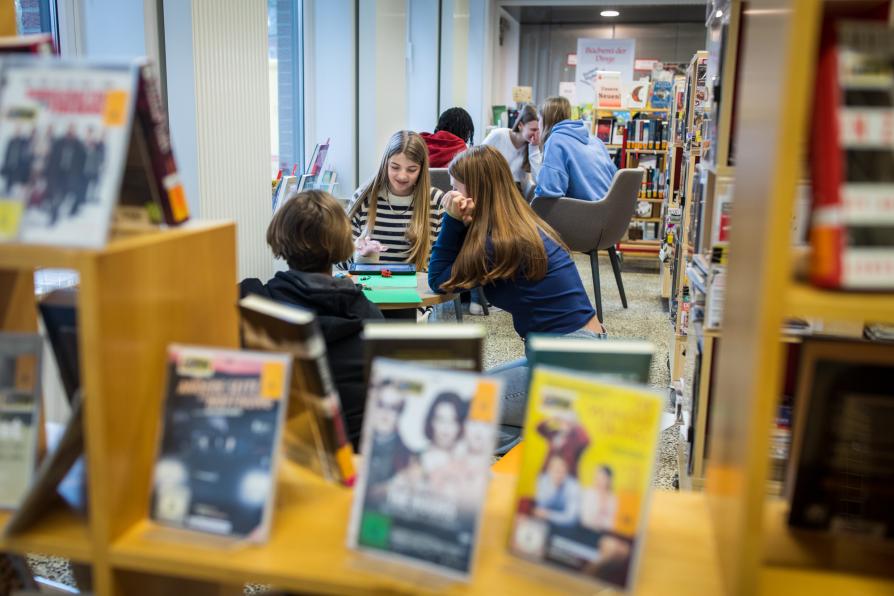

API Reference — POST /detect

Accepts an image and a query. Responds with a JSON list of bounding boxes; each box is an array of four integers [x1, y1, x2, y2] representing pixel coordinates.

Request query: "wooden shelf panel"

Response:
[[760, 566, 894, 596], [109, 462, 722, 594], [785, 282, 894, 324], [0, 505, 93, 562], [0, 221, 234, 271]]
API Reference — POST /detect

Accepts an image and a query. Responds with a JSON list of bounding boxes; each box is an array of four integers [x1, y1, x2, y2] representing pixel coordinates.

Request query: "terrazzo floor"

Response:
[[26, 254, 676, 590]]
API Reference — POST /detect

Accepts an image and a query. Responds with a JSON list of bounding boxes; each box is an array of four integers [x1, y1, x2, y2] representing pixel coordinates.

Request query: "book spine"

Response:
[[840, 248, 894, 288], [137, 64, 190, 225]]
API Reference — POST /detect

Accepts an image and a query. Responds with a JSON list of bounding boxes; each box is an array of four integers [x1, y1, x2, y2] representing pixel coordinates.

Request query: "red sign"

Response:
[[566, 53, 577, 66]]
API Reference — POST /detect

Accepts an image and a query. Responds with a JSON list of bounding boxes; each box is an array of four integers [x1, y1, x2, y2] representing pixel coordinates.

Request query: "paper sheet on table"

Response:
[[357, 275, 418, 289], [362, 288, 422, 304]]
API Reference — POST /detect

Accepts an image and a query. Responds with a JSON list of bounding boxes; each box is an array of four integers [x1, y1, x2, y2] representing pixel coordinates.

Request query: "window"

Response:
[[267, 0, 304, 179]]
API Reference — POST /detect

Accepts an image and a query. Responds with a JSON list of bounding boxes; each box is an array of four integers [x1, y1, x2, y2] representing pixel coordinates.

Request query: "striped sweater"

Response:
[[348, 185, 445, 266]]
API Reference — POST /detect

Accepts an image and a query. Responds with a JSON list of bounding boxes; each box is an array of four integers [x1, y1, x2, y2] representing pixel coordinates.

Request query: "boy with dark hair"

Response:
[[240, 190, 384, 447]]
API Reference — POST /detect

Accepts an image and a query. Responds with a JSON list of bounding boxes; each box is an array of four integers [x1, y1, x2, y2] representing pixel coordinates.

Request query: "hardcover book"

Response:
[[362, 322, 484, 381], [150, 345, 290, 541], [0, 334, 42, 509], [239, 294, 356, 486], [348, 359, 503, 580], [526, 336, 654, 384], [508, 367, 662, 591], [650, 80, 673, 110]]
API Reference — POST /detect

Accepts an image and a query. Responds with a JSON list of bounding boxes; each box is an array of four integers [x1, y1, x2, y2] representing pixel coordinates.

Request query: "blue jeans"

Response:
[[488, 327, 606, 454]]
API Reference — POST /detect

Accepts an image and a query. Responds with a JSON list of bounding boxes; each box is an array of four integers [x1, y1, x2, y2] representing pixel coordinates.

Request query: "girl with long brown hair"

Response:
[[481, 103, 542, 184], [535, 96, 617, 200], [348, 130, 444, 269], [428, 145, 604, 451]]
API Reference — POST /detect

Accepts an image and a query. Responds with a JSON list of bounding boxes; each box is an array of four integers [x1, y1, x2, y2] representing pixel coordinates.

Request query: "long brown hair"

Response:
[[511, 103, 539, 173], [348, 130, 433, 269], [539, 96, 572, 149], [440, 145, 569, 291]]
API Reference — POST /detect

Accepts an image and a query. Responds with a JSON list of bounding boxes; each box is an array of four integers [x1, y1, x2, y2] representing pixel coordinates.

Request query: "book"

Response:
[[362, 322, 484, 381], [348, 359, 503, 580], [508, 367, 663, 591], [650, 80, 673, 110], [238, 294, 356, 486], [810, 21, 894, 288], [308, 138, 330, 175], [4, 392, 84, 536], [625, 80, 649, 110], [150, 345, 291, 542], [0, 333, 43, 509], [0, 34, 56, 55], [595, 118, 614, 144], [787, 338, 894, 541], [526, 336, 654, 384], [595, 71, 622, 109], [38, 288, 80, 403], [0, 58, 188, 246]]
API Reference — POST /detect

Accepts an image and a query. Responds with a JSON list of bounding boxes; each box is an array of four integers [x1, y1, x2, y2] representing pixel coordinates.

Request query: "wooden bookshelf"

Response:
[[706, 1, 894, 595], [0, 222, 240, 595]]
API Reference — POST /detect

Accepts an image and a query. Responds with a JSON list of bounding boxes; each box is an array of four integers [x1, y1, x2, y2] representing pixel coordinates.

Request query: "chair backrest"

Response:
[[429, 168, 451, 193], [530, 168, 645, 253]]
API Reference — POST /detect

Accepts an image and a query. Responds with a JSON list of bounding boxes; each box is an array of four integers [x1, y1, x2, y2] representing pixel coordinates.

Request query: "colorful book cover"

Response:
[[239, 295, 357, 487], [509, 367, 663, 591], [0, 334, 42, 509], [0, 58, 138, 246], [348, 359, 503, 580], [150, 345, 291, 542], [649, 80, 673, 110]]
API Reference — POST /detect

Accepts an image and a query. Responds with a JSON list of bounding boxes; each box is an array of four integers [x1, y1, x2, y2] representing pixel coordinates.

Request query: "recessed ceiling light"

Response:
[[600, 10, 620, 17], [715, 9, 723, 17]]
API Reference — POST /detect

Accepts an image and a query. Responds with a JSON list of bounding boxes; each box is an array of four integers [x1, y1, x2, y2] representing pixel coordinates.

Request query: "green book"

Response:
[[526, 335, 654, 384], [362, 288, 422, 304], [357, 275, 417, 289]]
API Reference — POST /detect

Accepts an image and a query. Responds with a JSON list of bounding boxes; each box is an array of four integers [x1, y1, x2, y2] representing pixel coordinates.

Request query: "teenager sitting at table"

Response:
[[428, 145, 605, 452], [240, 189, 383, 447]]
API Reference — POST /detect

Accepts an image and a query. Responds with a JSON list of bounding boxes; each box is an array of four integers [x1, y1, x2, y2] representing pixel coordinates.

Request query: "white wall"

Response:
[[494, 7, 520, 108]]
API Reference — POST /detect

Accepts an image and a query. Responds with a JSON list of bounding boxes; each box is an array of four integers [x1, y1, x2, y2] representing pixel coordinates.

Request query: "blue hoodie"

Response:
[[535, 119, 618, 201]]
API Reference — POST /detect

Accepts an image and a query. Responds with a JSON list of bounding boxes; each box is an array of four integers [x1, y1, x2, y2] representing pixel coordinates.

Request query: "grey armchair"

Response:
[[530, 168, 645, 324]]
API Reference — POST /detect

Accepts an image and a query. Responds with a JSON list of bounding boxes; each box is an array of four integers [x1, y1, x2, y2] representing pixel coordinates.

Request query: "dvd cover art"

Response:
[[0, 334, 42, 509], [348, 359, 502, 580], [0, 59, 136, 246], [150, 346, 290, 542], [509, 367, 662, 591]]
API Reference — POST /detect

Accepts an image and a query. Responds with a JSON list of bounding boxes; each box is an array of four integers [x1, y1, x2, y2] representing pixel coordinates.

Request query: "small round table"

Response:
[[354, 273, 463, 321]]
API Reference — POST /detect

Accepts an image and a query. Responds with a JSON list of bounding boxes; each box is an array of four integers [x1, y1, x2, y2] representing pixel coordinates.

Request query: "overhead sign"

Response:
[[575, 38, 636, 105]]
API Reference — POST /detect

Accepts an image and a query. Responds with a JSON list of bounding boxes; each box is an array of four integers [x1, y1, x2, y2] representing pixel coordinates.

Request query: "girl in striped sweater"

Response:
[[348, 130, 445, 270]]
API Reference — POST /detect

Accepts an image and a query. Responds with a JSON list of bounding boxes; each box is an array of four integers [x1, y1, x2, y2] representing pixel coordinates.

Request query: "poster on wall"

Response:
[[558, 82, 576, 104], [575, 38, 636, 105]]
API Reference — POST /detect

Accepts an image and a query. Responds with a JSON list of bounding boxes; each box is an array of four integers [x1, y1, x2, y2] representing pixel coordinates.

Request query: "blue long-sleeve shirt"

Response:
[[535, 119, 617, 201], [428, 214, 596, 339]]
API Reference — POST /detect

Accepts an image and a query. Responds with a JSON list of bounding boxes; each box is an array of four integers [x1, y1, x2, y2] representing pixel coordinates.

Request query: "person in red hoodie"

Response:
[[420, 107, 474, 167]]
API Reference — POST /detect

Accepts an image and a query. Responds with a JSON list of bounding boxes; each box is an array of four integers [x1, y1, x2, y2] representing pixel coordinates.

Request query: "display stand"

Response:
[[0, 222, 239, 595]]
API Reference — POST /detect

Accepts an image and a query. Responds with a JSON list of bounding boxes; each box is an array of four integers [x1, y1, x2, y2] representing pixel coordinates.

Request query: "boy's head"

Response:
[[435, 107, 475, 145], [267, 190, 353, 273]]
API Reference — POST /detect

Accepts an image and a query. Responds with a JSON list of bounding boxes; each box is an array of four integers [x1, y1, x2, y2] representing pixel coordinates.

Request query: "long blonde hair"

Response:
[[349, 130, 433, 269], [440, 145, 568, 291], [539, 96, 572, 149]]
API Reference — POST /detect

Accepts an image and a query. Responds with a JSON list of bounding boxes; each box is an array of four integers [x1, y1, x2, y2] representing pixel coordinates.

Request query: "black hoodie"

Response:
[[239, 270, 384, 448]]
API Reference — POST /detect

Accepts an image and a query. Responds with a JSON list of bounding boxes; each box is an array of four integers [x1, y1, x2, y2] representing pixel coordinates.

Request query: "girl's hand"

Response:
[[355, 236, 386, 257], [442, 191, 475, 226]]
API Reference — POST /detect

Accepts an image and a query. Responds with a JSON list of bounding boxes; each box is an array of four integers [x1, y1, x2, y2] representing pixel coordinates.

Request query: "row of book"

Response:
[[594, 117, 670, 152], [271, 139, 336, 213], [0, 55, 189, 248], [809, 20, 894, 290], [2, 291, 664, 591]]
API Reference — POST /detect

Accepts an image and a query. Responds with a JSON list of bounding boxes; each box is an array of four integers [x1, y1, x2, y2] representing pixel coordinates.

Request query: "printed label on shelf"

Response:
[[840, 183, 894, 224], [838, 108, 894, 148]]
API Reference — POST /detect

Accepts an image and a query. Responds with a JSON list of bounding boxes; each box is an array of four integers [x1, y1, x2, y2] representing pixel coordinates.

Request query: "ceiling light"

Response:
[[600, 10, 620, 17], [715, 10, 723, 17]]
